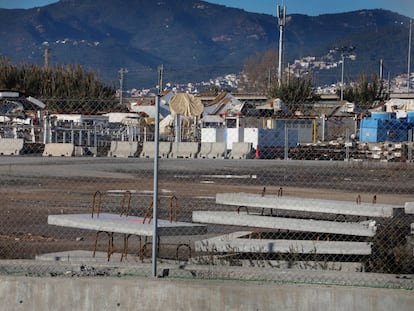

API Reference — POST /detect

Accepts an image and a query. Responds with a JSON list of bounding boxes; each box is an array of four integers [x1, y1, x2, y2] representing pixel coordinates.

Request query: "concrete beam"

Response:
[[195, 231, 372, 255], [192, 211, 377, 237], [48, 213, 206, 236], [216, 193, 402, 218]]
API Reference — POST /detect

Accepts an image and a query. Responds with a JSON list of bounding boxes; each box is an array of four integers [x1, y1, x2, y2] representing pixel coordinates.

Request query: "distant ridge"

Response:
[[0, 0, 411, 88]]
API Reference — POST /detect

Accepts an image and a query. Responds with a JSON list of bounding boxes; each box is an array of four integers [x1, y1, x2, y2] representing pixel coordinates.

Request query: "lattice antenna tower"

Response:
[[277, 4, 286, 86]]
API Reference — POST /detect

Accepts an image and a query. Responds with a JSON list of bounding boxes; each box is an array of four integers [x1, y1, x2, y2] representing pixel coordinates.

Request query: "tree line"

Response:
[[238, 49, 389, 115], [1, 52, 389, 115], [0, 57, 117, 113]]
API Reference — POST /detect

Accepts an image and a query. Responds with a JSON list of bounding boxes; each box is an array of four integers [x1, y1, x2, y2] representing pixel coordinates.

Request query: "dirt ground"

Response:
[[1, 157, 414, 262]]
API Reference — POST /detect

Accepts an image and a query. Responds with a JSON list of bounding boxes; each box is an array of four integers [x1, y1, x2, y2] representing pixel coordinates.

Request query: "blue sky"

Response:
[[0, 0, 413, 18]]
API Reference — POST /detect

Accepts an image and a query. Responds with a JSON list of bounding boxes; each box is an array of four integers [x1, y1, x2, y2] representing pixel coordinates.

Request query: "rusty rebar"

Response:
[[91, 190, 102, 218]]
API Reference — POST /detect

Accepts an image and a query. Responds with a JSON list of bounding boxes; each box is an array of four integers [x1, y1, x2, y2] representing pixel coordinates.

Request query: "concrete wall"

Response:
[[0, 276, 413, 311]]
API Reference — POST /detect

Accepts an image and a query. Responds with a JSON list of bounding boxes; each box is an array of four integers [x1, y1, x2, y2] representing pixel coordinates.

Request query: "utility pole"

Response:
[[408, 19, 412, 93], [119, 68, 128, 107], [379, 59, 383, 81], [44, 48, 50, 69], [157, 64, 164, 95], [277, 4, 286, 87], [336, 46, 355, 101]]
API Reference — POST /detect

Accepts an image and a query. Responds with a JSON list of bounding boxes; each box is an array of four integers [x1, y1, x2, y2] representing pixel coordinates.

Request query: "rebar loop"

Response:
[[93, 231, 114, 261], [143, 199, 160, 224], [120, 190, 132, 217], [237, 206, 249, 214], [176, 244, 191, 260], [91, 190, 102, 218], [169, 195, 178, 223]]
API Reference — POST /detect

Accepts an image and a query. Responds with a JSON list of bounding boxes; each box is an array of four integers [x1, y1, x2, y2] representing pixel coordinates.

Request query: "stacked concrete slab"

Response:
[[192, 211, 377, 237], [192, 192, 398, 267], [48, 213, 207, 236], [195, 231, 373, 255], [216, 193, 402, 218], [43, 143, 74, 157], [0, 138, 24, 155]]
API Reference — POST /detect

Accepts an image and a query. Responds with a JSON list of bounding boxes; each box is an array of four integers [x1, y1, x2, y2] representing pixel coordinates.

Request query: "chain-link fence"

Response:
[[0, 98, 413, 289]]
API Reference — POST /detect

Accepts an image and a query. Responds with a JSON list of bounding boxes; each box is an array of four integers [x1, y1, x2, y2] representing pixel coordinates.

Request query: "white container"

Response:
[[226, 128, 244, 149], [201, 128, 225, 143]]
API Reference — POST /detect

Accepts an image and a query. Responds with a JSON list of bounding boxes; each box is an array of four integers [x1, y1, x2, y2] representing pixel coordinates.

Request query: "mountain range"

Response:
[[0, 0, 412, 89]]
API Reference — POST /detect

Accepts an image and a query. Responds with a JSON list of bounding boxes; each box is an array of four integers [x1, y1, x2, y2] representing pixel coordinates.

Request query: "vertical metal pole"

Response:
[[152, 66, 163, 277], [408, 19, 412, 93], [284, 122, 288, 160], [94, 125, 97, 151], [322, 115, 326, 142], [175, 114, 181, 142], [345, 128, 350, 161], [152, 94, 160, 277], [277, 5, 286, 87], [340, 54, 345, 101]]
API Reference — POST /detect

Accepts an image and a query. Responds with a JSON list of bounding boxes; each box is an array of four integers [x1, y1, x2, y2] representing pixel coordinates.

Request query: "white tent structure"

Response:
[[165, 93, 204, 141]]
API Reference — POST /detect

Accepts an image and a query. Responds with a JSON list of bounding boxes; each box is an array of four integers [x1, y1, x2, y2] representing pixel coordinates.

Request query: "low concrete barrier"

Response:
[[228, 142, 254, 159], [140, 142, 171, 158], [405, 202, 414, 214], [140, 141, 155, 158], [42, 143, 74, 157], [108, 141, 139, 157], [209, 142, 227, 159], [159, 142, 172, 158], [0, 138, 24, 155], [169, 142, 199, 158], [198, 142, 213, 158], [0, 276, 413, 311], [198, 142, 227, 159]]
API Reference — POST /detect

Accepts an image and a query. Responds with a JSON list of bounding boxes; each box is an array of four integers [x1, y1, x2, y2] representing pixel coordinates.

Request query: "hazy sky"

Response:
[[0, 0, 413, 18]]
